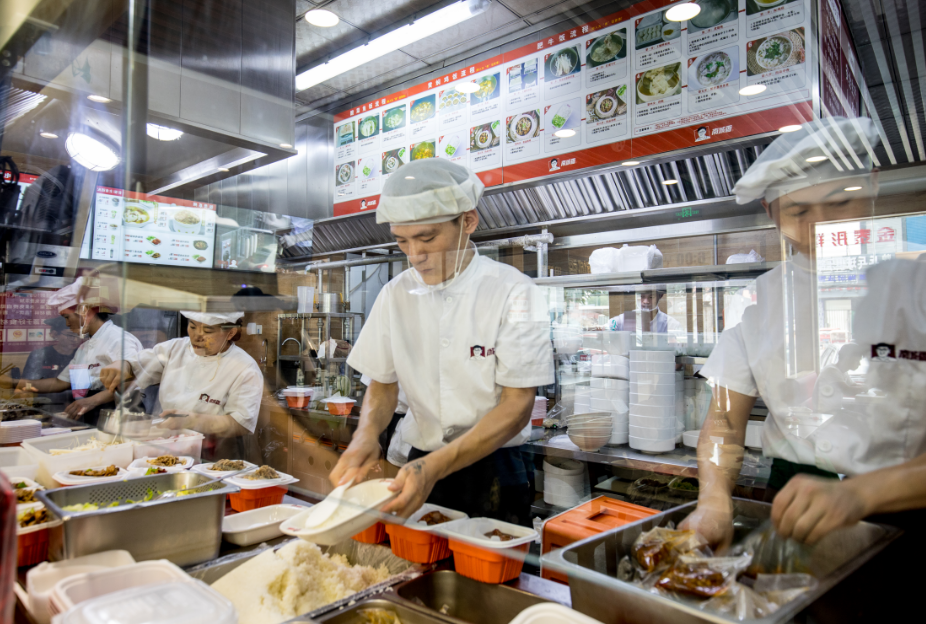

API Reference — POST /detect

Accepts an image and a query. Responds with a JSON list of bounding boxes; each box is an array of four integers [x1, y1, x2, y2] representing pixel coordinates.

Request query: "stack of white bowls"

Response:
[[566, 412, 613, 452], [675, 370, 685, 442], [590, 330, 631, 445], [629, 350, 677, 453], [543, 457, 587, 508], [0, 419, 42, 444]]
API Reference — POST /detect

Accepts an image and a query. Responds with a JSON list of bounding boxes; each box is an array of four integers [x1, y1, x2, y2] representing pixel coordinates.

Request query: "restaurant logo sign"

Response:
[[199, 393, 221, 405]]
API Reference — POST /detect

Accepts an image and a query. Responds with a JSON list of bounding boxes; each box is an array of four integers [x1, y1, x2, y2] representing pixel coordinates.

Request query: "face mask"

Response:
[[409, 219, 473, 294]]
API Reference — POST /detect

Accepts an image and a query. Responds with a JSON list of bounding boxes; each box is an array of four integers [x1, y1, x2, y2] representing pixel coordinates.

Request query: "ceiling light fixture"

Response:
[[405, 176, 415, 180], [280, 143, 293, 148], [65, 132, 120, 171], [739, 84, 767, 96], [146, 123, 183, 141], [665, 2, 701, 22], [39, 132, 58, 139], [806, 155, 828, 163], [621, 161, 641, 166], [554, 128, 576, 138], [87, 94, 111, 103], [296, 0, 490, 92], [218, 167, 229, 172], [662, 179, 679, 185], [844, 186, 862, 191], [455, 82, 480, 94], [779, 124, 802, 133], [304, 9, 339, 27]]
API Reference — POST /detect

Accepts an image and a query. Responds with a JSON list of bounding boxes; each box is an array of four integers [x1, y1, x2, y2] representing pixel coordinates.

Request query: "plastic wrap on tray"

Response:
[[654, 552, 752, 599], [742, 521, 813, 577], [631, 527, 706, 574]]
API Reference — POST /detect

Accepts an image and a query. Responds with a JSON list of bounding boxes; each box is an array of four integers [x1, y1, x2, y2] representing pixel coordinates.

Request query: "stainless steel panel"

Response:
[[267, 156, 290, 217], [284, 122, 308, 216], [304, 115, 334, 220], [180, 0, 242, 134], [241, 0, 295, 146], [541, 500, 901, 624]]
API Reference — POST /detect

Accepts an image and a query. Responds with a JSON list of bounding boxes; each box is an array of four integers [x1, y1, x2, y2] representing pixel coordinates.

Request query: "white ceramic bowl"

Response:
[[590, 377, 629, 390], [629, 361, 676, 374], [591, 397, 628, 413], [568, 420, 613, 430], [568, 427, 613, 436], [542, 457, 584, 476], [568, 431, 611, 451], [629, 414, 678, 428], [591, 388, 629, 401], [629, 403, 677, 418], [629, 381, 677, 396], [630, 371, 677, 385], [629, 392, 676, 407], [629, 350, 676, 362], [629, 425, 677, 440], [629, 436, 675, 453], [683, 430, 700, 448]]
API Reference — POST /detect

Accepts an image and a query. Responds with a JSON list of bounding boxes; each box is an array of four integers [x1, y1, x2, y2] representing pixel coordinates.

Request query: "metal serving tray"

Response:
[[186, 538, 428, 621], [394, 571, 550, 624], [38, 472, 237, 567], [312, 597, 453, 624], [541, 499, 901, 624]]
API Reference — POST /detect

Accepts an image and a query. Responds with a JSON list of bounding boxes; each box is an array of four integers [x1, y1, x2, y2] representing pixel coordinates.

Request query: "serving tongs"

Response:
[[146, 468, 251, 503]]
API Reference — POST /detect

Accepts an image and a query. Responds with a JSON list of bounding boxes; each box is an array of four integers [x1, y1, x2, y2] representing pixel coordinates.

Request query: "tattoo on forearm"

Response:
[[409, 461, 424, 475]]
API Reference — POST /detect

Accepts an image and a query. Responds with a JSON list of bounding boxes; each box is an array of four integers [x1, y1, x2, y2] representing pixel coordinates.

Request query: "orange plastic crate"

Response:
[[385, 523, 451, 564], [228, 486, 287, 512], [449, 539, 529, 584], [18, 528, 50, 567], [352, 522, 386, 544], [541, 496, 657, 583]]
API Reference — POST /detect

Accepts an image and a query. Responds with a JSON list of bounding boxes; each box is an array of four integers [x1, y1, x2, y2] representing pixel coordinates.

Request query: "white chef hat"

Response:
[[732, 117, 881, 205], [47, 278, 84, 313], [181, 311, 245, 326], [376, 159, 484, 225]]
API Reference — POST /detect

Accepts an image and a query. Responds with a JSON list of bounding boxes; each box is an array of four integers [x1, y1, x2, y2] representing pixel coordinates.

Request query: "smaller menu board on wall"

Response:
[[0, 291, 58, 353]]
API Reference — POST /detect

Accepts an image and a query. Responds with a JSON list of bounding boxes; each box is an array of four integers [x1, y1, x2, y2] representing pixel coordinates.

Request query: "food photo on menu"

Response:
[[586, 29, 627, 67], [636, 62, 682, 104], [586, 86, 628, 122], [746, 0, 800, 16], [470, 73, 500, 104], [381, 147, 407, 175], [746, 27, 806, 77], [544, 46, 581, 80], [336, 121, 354, 146], [688, 0, 738, 33], [507, 59, 538, 91], [691, 49, 738, 89], [635, 9, 673, 50], [358, 114, 379, 139], [382, 104, 407, 132], [439, 87, 469, 113], [470, 121, 500, 151], [336, 161, 354, 187], [410, 140, 436, 160], [409, 95, 436, 124], [506, 111, 541, 143]]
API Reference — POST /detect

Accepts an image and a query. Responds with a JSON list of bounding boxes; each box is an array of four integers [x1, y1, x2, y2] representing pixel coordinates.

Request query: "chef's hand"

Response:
[[330, 432, 382, 487], [158, 410, 192, 430], [382, 456, 440, 519], [100, 361, 134, 393], [65, 395, 104, 418], [679, 495, 734, 551], [772, 475, 867, 545], [14, 380, 36, 398]]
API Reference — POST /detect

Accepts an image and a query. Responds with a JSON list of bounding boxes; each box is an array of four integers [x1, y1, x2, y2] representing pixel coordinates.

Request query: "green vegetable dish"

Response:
[[383, 107, 405, 130]]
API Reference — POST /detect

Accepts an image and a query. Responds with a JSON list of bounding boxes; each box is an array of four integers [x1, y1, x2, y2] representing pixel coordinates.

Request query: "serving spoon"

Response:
[[303, 477, 355, 529]]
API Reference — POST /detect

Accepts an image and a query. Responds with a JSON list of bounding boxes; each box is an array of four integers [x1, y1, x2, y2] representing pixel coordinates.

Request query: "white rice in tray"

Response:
[[211, 540, 391, 624]]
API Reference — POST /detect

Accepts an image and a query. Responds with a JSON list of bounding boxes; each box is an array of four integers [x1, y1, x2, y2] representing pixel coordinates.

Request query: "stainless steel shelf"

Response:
[[279, 312, 363, 319], [677, 356, 708, 365], [534, 261, 777, 289]]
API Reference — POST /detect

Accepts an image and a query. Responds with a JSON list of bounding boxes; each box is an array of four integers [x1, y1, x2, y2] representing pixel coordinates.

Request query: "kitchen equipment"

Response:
[[317, 292, 344, 313], [395, 571, 551, 624], [221, 503, 307, 546], [541, 499, 901, 624], [96, 405, 153, 439], [38, 471, 236, 566]]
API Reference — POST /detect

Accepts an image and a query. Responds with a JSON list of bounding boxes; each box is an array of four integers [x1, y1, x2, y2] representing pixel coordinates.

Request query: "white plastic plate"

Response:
[[224, 467, 297, 490], [128, 456, 194, 473], [280, 479, 398, 546], [52, 466, 129, 487], [389, 503, 468, 533], [438, 517, 538, 549], [191, 460, 257, 478], [508, 603, 606, 624]]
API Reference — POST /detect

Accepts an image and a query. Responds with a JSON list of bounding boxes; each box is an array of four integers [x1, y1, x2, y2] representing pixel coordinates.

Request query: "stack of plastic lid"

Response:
[[0, 419, 42, 444], [542, 457, 587, 508], [629, 350, 677, 453]]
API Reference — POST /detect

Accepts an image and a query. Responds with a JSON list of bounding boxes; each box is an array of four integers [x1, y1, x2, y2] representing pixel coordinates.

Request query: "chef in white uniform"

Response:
[[683, 117, 926, 551], [330, 159, 553, 522], [608, 288, 683, 334], [101, 311, 263, 461], [18, 276, 142, 426]]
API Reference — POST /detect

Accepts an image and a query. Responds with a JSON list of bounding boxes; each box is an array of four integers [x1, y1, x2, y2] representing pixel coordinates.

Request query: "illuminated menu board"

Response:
[[90, 188, 216, 268], [332, 0, 816, 216]]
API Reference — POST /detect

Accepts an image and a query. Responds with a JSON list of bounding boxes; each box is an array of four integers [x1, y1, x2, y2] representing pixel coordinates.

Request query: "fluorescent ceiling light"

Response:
[[280, 143, 293, 148], [87, 94, 111, 103], [806, 155, 827, 163], [296, 0, 489, 92], [666, 3, 700, 22], [739, 84, 767, 96], [844, 186, 862, 191], [554, 128, 576, 138], [218, 167, 229, 172], [662, 179, 679, 185], [39, 132, 58, 139], [456, 82, 480, 94], [305, 9, 339, 27], [779, 124, 802, 133], [405, 176, 415, 179], [621, 161, 640, 166], [65, 132, 119, 171], [146, 123, 183, 141]]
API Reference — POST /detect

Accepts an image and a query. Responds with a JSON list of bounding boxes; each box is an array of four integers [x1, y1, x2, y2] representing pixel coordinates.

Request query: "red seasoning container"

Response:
[[0, 473, 17, 623]]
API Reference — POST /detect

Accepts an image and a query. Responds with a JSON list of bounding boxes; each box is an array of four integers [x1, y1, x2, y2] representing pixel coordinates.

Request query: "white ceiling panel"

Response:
[[345, 60, 430, 96], [523, 0, 593, 25], [496, 0, 560, 18], [296, 18, 367, 68], [400, 2, 522, 60]]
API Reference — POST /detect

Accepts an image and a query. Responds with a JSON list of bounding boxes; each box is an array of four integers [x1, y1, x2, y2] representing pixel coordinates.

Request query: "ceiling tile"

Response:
[[523, 0, 595, 25], [400, 2, 522, 61], [296, 1, 315, 17], [326, 0, 437, 32], [496, 0, 559, 18], [296, 19, 367, 69], [345, 60, 429, 96], [294, 82, 339, 105], [322, 49, 420, 91]]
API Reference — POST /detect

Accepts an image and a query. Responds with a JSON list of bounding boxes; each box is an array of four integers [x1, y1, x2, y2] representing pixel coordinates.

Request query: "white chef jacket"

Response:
[[609, 310, 682, 334], [348, 251, 554, 452], [57, 321, 143, 392], [701, 256, 926, 476], [129, 338, 263, 433]]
